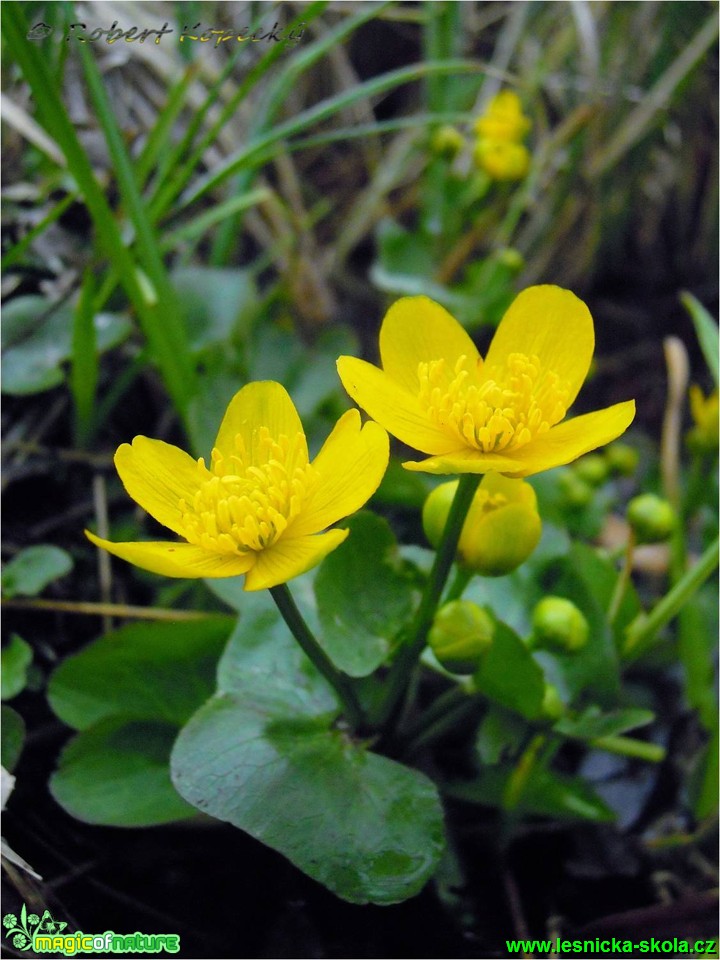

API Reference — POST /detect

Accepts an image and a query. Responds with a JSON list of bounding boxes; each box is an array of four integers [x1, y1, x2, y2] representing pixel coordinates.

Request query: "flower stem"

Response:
[[269, 584, 366, 730], [590, 735, 666, 763], [503, 733, 547, 811], [608, 528, 636, 625], [375, 473, 481, 729], [405, 687, 478, 755], [623, 535, 719, 660], [445, 565, 473, 603]]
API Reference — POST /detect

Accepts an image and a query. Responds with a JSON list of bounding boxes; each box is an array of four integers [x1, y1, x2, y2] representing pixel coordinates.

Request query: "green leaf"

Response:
[[48, 618, 233, 730], [246, 325, 358, 423], [447, 766, 615, 822], [472, 620, 545, 720], [314, 513, 418, 677], [1, 636, 33, 700], [554, 706, 655, 741], [374, 459, 435, 510], [179, 595, 444, 904], [51, 718, 195, 827], [681, 293, 719, 384], [171, 266, 258, 354], [216, 589, 329, 698], [2, 545, 73, 599], [1, 296, 131, 395], [172, 688, 444, 904], [475, 705, 530, 765], [1, 705, 26, 771], [371, 218, 462, 307]]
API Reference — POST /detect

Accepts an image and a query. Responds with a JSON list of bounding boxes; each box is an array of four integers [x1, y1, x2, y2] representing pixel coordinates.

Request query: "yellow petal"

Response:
[[337, 356, 461, 454], [403, 448, 526, 475], [290, 411, 389, 537], [483, 286, 594, 411], [498, 400, 637, 477], [213, 381, 308, 466], [114, 437, 207, 536], [85, 530, 255, 579], [379, 296, 481, 394], [243, 529, 349, 591]]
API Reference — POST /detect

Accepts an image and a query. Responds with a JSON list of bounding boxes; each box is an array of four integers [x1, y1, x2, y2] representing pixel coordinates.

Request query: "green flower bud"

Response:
[[431, 125, 465, 158], [422, 482, 458, 550], [573, 454, 609, 487], [558, 470, 593, 509], [541, 683, 565, 721], [423, 473, 542, 577], [428, 600, 494, 673], [497, 247, 525, 271], [531, 596, 589, 652], [606, 442, 639, 476], [626, 494, 676, 544]]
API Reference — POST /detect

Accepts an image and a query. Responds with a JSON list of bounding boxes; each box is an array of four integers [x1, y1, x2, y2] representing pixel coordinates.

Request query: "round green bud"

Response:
[[497, 247, 525, 272], [606, 442, 639, 476], [428, 600, 494, 674], [541, 683, 565, 721], [422, 481, 458, 550], [573, 454, 609, 487], [423, 475, 541, 578], [531, 596, 589, 652], [431, 125, 465, 158], [558, 470, 593, 509], [626, 494, 676, 544]]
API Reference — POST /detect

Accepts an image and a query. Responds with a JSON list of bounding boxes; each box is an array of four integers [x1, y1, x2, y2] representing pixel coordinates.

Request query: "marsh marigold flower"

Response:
[[473, 90, 531, 181], [474, 90, 531, 143], [473, 139, 530, 181], [86, 382, 388, 591], [337, 286, 635, 476]]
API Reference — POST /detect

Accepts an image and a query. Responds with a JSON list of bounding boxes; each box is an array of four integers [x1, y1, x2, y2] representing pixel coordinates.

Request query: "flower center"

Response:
[[179, 428, 315, 555], [418, 353, 569, 453]]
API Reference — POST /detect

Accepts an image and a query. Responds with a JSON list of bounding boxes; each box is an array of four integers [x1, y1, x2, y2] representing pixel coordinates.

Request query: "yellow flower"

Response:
[[337, 286, 635, 477], [473, 139, 530, 181], [688, 385, 718, 453], [86, 382, 389, 591], [474, 91, 531, 143]]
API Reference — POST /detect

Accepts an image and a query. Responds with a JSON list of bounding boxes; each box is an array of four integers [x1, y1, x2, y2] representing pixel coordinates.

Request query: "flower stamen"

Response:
[[179, 429, 316, 554], [418, 352, 570, 453]]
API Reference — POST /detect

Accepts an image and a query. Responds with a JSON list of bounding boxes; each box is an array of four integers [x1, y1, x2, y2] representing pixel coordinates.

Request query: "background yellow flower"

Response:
[[87, 382, 388, 591]]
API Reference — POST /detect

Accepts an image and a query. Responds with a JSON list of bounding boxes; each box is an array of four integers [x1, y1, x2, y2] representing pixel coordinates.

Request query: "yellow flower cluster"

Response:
[[473, 90, 531, 181], [88, 286, 635, 591], [688, 385, 718, 454]]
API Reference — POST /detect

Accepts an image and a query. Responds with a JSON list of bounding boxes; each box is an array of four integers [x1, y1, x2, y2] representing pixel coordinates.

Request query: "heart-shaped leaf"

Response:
[[174, 593, 444, 904]]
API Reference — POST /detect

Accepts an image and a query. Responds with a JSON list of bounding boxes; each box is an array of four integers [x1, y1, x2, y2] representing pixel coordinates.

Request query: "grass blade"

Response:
[[681, 291, 719, 385], [70, 270, 98, 448], [3, 4, 196, 420]]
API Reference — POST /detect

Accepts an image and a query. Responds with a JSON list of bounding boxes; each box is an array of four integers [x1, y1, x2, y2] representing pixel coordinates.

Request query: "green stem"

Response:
[[375, 474, 481, 729], [608, 528, 636, 625], [404, 684, 470, 742], [405, 693, 480, 756], [269, 584, 366, 730], [590, 735, 666, 763], [503, 734, 547, 811], [683, 453, 708, 520], [623, 535, 719, 660], [445, 565, 473, 603]]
